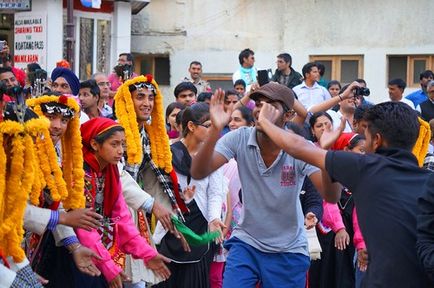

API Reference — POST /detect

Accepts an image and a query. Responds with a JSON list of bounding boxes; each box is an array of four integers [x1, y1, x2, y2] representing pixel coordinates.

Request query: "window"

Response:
[[388, 55, 434, 87], [63, 12, 112, 80], [309, 55, 364, 84], [202, 74, 233, 91], [135, 54, 170, 85]]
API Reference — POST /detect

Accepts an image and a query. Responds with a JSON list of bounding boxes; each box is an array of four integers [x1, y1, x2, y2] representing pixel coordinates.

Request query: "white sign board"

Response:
[[13, 13, 47, 69]]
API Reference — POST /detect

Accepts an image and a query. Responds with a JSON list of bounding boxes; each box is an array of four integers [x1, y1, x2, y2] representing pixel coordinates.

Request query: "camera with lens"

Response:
[[114, 64, 133, 82], [353, 87, 370, 97]]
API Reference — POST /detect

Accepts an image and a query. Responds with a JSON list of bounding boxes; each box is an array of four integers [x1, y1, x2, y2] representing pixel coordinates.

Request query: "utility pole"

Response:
[[65, 0, 74, 71]]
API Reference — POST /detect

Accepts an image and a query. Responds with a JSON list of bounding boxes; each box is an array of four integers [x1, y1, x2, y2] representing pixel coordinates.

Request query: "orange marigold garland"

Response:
[[0, 134, 6, 224], [0, 115, 55, 262], [0, 134, 27, 262], [114, 75, 172, 173], [62, 114, 85, 209], [26, 95, 85, 209], [412, 117, 431, 167]]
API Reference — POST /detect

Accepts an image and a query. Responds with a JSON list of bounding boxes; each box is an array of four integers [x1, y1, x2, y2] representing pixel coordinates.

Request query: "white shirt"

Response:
[[293, 81, 331, 109], [327, 110, 353, 132]]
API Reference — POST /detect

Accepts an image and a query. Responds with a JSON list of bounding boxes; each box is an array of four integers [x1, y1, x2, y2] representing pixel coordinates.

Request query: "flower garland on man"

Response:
[[114, 74, 196, 286], [25, 93, 104, 287]]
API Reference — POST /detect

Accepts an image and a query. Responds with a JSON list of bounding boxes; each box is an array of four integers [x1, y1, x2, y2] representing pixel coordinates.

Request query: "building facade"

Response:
[[130, 0, 434, 104]]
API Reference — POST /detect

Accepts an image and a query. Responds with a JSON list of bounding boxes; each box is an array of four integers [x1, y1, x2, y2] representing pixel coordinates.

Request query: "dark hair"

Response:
[[182, 102, 210, 137], [355, 78, 367, 86], [94, 126, 125, 144], [234, 106, 254, 125], [302, 62, 318, 78], [309, 111, 333, 128], [0, 66, 14, 76], [189, 61, 202, 68], [80, 79, 100, 100], [285, 122, 308, 138], [388, 78, 406, 90], [327, 80, 341, 90], [174, 82, 197, 98], [363, 102, 419, 150], [234, 79, 246, 88], [354, 105, 372, 122], [340, 83, 350, 94], [238, 48, 254, 65], [197, 92, 213, 102], [315, 62, 325, 76], [165, 102, 185, 121], [27, 63, 41, 73], [277, 53, 292, 66], [420, 70, 434, 80], [225, 89, 240, 100], [176, 108, 184, 126], [347, 134, 365, 150], [119, 53, 133, 62]]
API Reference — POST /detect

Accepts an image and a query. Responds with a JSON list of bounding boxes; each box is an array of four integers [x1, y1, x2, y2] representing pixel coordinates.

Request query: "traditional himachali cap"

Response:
[[51, 67, 80, 96], [249, 82, 295, 110], [26, 94, 85, 209], [114, 74, 173, 172]]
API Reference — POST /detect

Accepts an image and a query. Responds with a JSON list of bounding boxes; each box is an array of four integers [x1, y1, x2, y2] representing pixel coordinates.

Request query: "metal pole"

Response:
[[65, 0, 74, 71]]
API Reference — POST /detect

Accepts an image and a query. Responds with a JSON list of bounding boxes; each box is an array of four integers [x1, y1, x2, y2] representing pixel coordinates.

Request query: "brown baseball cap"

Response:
[[249, 82, 295, 110]]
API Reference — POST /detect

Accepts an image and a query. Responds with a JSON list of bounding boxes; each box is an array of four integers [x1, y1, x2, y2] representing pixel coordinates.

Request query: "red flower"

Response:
[[58, 95, 68, 104], [145, 74, 153, 83]]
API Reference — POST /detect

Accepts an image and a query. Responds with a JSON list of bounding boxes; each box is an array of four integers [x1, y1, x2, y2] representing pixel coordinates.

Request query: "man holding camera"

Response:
[[292, 62, 331, 109], [327, 83, 366, 132], [108, 53, 138, 94]]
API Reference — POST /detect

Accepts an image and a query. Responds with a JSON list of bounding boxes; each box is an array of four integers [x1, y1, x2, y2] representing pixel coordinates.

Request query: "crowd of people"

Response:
[[0, 43, 434, 288]]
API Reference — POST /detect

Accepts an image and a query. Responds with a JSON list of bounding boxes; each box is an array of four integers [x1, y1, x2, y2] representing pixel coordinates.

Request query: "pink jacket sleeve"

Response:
[[352, 207, 366, 250], [76, 191, 157, 282], [322, 201, 345, 233]]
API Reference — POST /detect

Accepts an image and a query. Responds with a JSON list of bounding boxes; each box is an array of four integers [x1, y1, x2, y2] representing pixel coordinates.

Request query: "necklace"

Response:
[[338, 188, 353, 211], [95, 173, 105, 215]]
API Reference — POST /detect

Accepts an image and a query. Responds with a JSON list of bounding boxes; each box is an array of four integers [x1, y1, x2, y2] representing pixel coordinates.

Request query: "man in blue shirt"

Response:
[[406, 70, 434, 108]]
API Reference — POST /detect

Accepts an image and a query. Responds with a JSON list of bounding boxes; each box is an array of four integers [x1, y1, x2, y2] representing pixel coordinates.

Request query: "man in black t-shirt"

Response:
[[256, 83, 432, 287]]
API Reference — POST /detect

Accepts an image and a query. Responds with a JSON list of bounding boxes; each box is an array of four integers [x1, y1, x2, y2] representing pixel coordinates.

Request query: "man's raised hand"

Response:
[[210, 88, 232, 131], [257, 102, 280, 128]]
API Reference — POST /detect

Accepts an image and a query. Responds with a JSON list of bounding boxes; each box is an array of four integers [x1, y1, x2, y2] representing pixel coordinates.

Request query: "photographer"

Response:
[[108, 53, 137, 94], [327, 83, 369, 132]]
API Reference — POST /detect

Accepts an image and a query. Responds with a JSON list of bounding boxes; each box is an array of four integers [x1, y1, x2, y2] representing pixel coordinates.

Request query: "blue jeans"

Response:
[[223, 237, 310, 288]]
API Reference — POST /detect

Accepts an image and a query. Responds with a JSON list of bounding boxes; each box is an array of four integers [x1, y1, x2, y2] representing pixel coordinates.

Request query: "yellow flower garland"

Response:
[[0, 134, 27, 262], [412, 117, 431, 167], [0, 116, 54, 262], [114, 75, 173, 173], [26, 95, 85, 209]]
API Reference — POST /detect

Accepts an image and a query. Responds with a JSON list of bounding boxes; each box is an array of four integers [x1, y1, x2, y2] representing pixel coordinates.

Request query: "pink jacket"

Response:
[[76, 192, 157, 282], [352, 207, 366, 250], [322, 201, 345, 233]]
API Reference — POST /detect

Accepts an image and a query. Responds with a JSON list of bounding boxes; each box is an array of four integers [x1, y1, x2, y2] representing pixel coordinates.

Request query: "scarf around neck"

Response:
[[239, 66, 256, 86], [81, 118, 121, 217]]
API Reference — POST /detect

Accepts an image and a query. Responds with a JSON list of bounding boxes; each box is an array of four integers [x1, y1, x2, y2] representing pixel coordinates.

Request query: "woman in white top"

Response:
[[155, 103, 226, 288]]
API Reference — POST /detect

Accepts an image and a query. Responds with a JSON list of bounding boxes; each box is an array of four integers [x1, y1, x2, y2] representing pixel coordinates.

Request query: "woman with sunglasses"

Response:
[[155, 103, 226, 288], [74, 118, 171, 288]]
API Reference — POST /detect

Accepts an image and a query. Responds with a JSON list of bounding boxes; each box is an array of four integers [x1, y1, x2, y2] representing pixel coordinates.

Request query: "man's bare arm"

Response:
[[191, 89, 231, 179], [256, 102, 341, 202]]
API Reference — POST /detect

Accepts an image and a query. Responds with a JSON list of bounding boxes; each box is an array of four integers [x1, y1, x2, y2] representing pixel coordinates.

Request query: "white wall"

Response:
[[21, 0, 63, 73], [132, 0, 434, 105]]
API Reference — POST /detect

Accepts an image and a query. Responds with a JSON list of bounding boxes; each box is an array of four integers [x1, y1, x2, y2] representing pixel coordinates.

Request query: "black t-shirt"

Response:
[[326, 148, 431, 287]]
